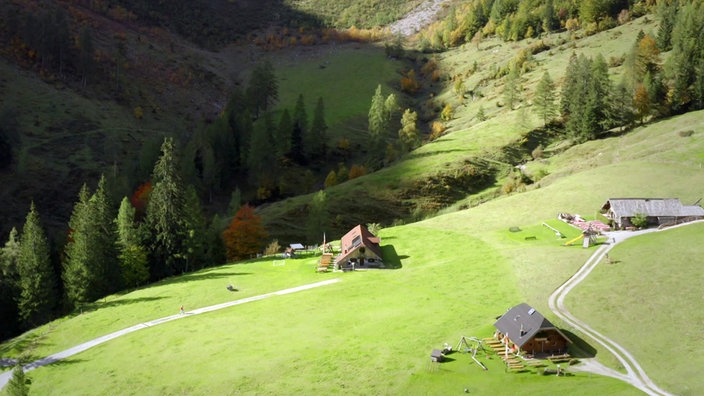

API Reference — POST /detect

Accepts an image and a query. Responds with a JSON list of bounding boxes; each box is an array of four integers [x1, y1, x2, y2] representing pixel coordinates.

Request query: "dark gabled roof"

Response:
[[602, 198, 704, 218], [494, 303, 571, 348], [335, 224, 383, 264]]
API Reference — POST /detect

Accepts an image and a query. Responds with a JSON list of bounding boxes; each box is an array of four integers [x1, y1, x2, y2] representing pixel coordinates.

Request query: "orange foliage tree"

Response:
[[222, 204, 268, 261], [130, 181, 152, 220]]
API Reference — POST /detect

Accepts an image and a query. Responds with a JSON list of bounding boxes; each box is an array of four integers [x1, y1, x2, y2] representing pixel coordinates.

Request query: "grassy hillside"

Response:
[[257, 15, 663, 242], [567, 222, 704, 396], [3, 111, 702, 394]]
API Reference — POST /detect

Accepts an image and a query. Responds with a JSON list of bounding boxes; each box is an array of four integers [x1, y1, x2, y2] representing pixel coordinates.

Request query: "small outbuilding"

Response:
[[494, 303, 571, 356], [335, 224, 384, 270], [601, 198, 704, 229]]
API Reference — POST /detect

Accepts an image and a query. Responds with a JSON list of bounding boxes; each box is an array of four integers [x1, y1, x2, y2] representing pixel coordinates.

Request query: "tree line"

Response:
[[0, 137, 269, 340], [419, 0, 642, 51], [515, 1, 704, 142]]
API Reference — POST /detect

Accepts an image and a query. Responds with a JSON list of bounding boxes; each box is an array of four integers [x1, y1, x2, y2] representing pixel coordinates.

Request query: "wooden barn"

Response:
[[335, 224, 384, 270], [494, 303, 571, 356], [601, 198, 704, 229]]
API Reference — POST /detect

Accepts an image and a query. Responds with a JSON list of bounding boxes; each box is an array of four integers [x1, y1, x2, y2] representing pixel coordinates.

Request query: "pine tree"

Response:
[[145, 137, 188, 278], [17, 202, 56, 327], [534, 71, 558, 126], [1, 227, 22, 338], [115, 197, 149, 288]]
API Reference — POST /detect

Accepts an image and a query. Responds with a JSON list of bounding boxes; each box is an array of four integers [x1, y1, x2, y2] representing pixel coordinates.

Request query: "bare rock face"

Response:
[[388, 0, 451, 37]]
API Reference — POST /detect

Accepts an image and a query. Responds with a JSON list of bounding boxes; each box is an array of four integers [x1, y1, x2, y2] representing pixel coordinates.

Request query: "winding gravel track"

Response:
[[0, 278, 340, 390], [547, 223, 704, 396]]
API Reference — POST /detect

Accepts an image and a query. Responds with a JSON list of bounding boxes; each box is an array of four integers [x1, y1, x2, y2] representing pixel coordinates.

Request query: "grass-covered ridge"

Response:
[[3, 110, 703, 394]]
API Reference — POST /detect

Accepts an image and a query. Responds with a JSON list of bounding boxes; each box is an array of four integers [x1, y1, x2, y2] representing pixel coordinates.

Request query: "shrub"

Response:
[[429, 121, 446, 140], [264, 239, 281, 256], [441, 104, 453, 121], [348, 164, 366, 179], [631, 212, 648, 228]]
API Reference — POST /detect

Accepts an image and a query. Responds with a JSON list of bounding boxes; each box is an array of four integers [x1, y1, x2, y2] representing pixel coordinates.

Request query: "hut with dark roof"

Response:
[[494, 303, 571, 355]]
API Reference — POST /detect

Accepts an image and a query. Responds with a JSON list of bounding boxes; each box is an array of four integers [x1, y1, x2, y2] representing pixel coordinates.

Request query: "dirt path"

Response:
[[389, 0, 452, 37], [0, 279, 340, 390], [547, 223, 704, 396]]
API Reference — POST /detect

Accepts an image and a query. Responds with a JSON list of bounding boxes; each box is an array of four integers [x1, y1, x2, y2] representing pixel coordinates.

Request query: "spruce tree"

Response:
[[307, 97, 328, 160], [6, 365, 29, 396], [63, 184, 92, 307], [275, 109, 292, 159], [91, 176, 120, 295], [116, 197, 149, 288], [146, 137, 188, 278], [63, 177, 120, 308], [183, 186, 208, 272], [247, 114, 277, 188], [17, 202, 56, 327]]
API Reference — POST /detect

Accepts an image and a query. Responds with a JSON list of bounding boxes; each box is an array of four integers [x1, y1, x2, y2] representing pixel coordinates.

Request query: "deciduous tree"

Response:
[[222, 204, 268, 261], [398, 109, 420, 152]]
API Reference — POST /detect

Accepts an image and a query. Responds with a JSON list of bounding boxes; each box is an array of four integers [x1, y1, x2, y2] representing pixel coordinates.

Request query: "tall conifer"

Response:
[[146, 137, 188, 278], [17, 202, 56, 327]]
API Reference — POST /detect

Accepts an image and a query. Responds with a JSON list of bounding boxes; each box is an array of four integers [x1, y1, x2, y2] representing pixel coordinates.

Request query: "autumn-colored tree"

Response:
[[324, 170, 337, 188], [130, 181, 152, 220], [400, 70, 421, 94], [348, 164, 367, 180], [222, 204, 268, 261]]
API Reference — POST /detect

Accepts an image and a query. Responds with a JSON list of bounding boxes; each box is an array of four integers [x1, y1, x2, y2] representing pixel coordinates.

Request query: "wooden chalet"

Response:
[[494, 303, 571, 356], [335, 224, 384, 270], [601, 198, 704, 229]]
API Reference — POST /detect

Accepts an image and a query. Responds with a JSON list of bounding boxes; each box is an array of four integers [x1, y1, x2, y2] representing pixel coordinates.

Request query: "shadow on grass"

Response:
[[83, 296, 169, 312], [563, 330, 597, 358], [158, 271, 252, 286], [380, 244, 407, 269], [0, 332, 47, 363]]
